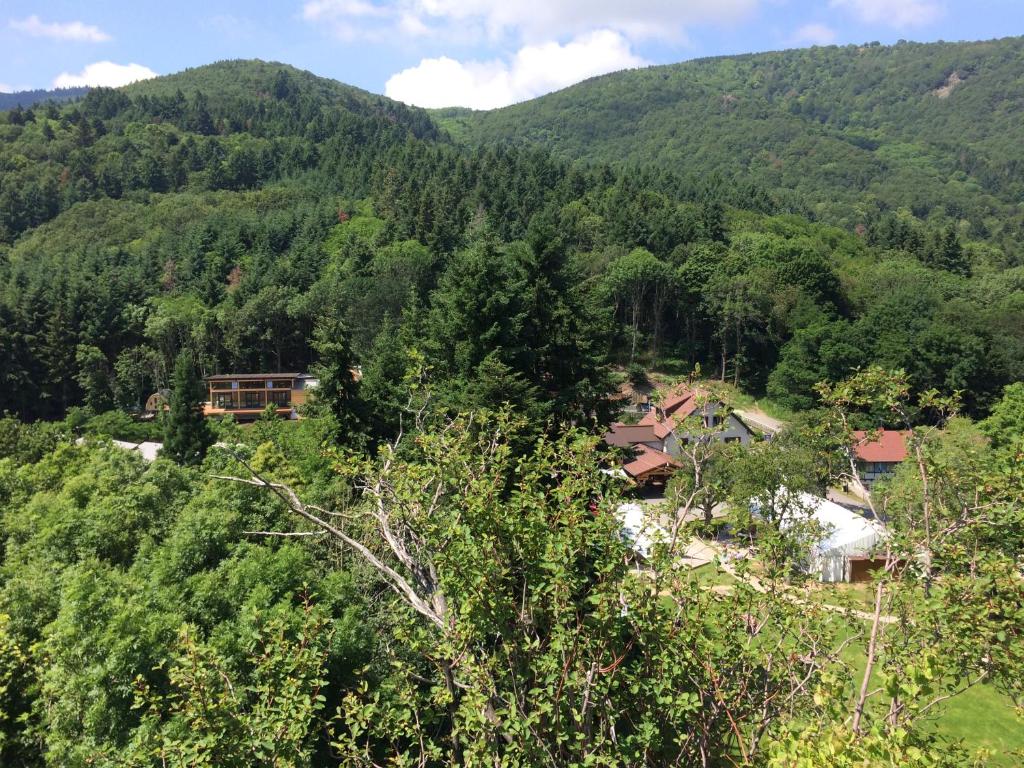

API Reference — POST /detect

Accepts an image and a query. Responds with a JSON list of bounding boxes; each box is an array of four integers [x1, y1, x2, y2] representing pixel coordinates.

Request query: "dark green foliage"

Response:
[[0, 53, 1021, 435], [309, 318, 365, 445], [441, 37, 1024, 261], [81, 410, 163, 443], [162, 351, 212, 465], [74, 345, 114, 413]]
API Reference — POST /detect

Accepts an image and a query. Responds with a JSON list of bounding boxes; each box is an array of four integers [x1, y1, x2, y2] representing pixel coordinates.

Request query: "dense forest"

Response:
[[2, 55, 1023, 424], [441, 36, 1024, 261], [0, 87, 89, 112], [0, 48, 1022, 766]]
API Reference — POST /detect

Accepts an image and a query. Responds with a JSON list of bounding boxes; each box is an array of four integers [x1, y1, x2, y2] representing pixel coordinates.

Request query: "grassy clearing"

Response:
[[819, 584, 1024, 766], [929, 684, 1024, 764], [690, 561, 739, 589], [714, 384, 797, 424]]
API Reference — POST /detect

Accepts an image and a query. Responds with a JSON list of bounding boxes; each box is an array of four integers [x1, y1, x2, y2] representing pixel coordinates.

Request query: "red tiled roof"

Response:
[[622, 444, 681, 479], [852, 430, 909, 463], [637, 410, 673, 439], [660, 385, 714, 421]]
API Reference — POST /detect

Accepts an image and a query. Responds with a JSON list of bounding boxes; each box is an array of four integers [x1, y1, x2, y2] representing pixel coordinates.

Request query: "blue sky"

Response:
[[2, 1, 1022, 108]]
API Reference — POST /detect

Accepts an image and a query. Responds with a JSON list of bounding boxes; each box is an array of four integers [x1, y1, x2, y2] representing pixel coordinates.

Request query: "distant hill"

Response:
[[2, 54, 1022, 431], [0, 59, 442, 247], [124, 59, 439, 140], [438, 37, 1024, 238], [0, 86, 89, 111]]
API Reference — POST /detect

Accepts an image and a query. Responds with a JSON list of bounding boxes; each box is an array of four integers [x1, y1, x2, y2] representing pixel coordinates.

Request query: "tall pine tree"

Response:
[[310, 317, 365, 446], [162, 350, 212, 465]]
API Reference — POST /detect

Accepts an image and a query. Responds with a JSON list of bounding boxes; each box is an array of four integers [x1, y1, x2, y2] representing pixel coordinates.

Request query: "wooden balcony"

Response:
[[202, 373, 316, 421]]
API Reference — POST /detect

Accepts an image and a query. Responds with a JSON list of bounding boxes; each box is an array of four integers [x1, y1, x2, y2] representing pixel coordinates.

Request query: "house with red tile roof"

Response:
[[852, 429, 910, 489], [620, 443, 682, 484], [603, 385, 753, 484]]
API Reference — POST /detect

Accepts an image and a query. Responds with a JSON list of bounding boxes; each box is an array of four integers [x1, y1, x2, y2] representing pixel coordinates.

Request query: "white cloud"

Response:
[[302, 0, 758, 42], [829, 0, 943, 27], [53, 62, 158, 88], [303, 0, 390, 21], [792, 23, 837, 45], [0, 83, 13, 93], [413, 0, 758, 41], [384, 29, 646, 109], [9, 15, 111, 42]]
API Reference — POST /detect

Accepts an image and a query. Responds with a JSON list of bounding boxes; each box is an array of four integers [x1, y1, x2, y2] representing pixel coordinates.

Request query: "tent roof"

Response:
[[616, 502, 668, 559], [799, 493, 886, 554]]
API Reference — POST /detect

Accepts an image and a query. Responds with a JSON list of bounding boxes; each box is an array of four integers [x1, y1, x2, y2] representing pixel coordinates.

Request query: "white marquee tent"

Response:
[[755, 490, 888, 582], [794, 493, 887, 582]]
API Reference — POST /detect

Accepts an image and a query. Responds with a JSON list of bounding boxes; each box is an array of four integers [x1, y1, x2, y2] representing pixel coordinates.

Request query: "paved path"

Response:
[[678, 538, 717, 569], [733, 407, 785, 435], [827, 487, 871, 510], [698, 538, 897, 624]]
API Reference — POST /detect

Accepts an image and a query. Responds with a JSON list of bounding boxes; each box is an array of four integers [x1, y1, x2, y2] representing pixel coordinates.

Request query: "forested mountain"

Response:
[[439, 36, 1024, 258], [0, 87, 89, 112], [1, 54, 1023, 767], [2, 56, 1023, 424]]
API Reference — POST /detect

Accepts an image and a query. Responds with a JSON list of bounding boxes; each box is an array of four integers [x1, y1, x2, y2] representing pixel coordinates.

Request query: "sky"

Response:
[[1, 1, 1022, 109]]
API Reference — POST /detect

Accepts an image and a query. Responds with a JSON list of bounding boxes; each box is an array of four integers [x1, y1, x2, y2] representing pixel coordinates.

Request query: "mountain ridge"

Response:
[[435, 36, 1024, 242], [0, 86, 90, 111]]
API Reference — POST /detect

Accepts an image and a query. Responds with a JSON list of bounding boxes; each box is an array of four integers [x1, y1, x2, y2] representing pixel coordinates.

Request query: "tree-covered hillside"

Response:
[[1, 58, 1023, 424], [0, 87, 90, 112], [439, 36, 1024, 259], [1, 56, 1023, 767]]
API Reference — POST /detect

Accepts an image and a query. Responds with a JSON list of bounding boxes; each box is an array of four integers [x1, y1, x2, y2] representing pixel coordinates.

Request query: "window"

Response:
[[268, 390, 290, 406], [243, 391, 263, 408], [213, 393, 235, 409]]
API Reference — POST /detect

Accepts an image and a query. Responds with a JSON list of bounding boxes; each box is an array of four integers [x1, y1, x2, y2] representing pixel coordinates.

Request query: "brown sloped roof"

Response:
[[852, 430, 910, 463], [622, 444, 681, 479], [637, 410, 673, 439], [660, 385, 713, 420], [604, 423, 660, 447]]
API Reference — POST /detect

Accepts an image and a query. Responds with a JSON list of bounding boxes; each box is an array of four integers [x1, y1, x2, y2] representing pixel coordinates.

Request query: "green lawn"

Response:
[[930, 685, 1024, 765], [690, 561, 739, 589], [818, 584, 1024, 766], [688, 572, 1022, 763]]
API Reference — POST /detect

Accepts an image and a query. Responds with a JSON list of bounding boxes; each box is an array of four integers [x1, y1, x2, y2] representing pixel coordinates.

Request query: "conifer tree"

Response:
[[310, 317, 365, 445], [162, 350, 212, 465]]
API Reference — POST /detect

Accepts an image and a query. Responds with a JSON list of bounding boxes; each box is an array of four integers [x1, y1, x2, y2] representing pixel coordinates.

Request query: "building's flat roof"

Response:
[[205, 372, 311, 381]]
